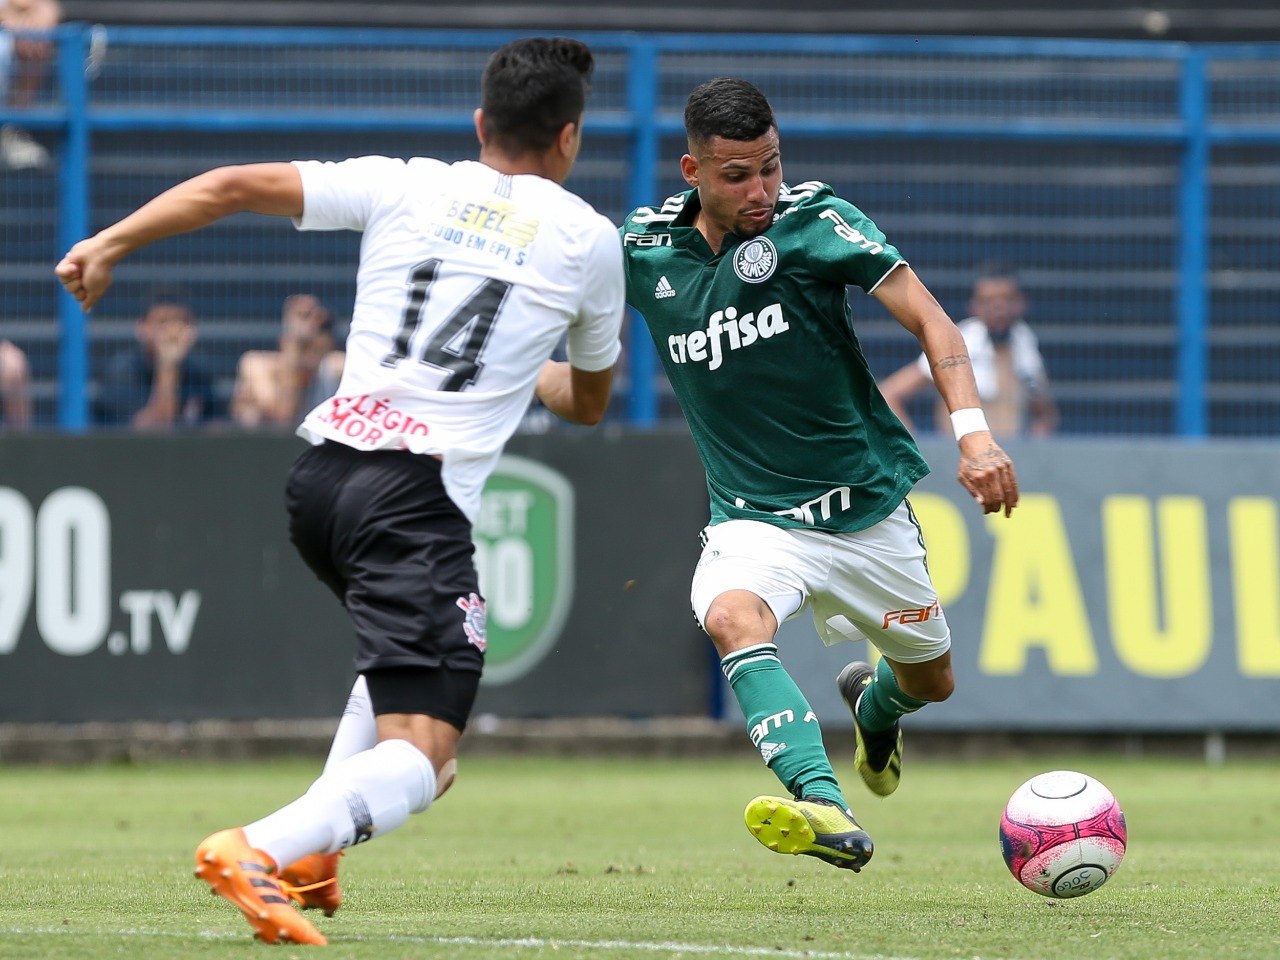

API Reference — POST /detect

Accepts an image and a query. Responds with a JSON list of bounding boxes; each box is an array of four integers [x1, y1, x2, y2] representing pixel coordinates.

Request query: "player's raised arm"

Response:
[[55, 163, 304, 312], [873, 264, 1020, 517]]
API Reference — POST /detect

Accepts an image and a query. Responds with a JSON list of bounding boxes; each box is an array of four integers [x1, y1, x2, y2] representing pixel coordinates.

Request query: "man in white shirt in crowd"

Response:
[[880, 265, 1059, 438]]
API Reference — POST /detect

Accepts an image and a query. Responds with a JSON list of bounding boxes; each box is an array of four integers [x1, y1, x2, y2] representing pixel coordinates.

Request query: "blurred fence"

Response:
[[4, 27, 1280, 436]]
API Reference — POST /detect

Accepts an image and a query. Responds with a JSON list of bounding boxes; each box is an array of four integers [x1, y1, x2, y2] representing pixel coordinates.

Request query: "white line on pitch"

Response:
[[0, 926, 935, 960]]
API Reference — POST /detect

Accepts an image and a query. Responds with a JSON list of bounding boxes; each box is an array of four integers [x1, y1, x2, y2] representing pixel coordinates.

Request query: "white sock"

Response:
[[323, 676, 377, 775], [243, 739, 437, 870]]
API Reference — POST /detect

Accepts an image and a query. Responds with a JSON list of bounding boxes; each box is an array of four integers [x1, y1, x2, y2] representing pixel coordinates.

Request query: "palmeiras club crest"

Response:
[[733, 237, 778, 283]]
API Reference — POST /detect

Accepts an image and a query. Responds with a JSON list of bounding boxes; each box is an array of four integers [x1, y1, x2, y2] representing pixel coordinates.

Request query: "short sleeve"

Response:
[[800, 193, 906, 293], [292, 157, 405, 233], [566, 220, 625, 372]]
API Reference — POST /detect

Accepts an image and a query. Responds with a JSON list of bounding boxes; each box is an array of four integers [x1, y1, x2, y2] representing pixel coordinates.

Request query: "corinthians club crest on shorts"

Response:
[[456, 593, 487, 652], [733, 236, 778, 283]]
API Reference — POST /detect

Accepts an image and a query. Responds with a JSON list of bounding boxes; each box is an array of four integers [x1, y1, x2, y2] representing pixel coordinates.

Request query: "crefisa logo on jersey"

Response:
[[733, 237, 778, 284], [472, 456, 575, 685]]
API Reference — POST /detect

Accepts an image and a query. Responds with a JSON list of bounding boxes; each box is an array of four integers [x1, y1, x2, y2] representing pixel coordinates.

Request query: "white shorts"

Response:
[[690, 501, 951, 664]]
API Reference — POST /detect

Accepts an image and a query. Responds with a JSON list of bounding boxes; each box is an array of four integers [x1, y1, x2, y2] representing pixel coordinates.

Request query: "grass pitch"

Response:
[[0, 753, 1276, 960]]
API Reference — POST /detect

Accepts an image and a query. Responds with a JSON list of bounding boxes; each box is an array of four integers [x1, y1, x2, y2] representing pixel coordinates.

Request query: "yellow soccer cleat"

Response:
[[744, 795, 873, 871], [837, 661, 904, 797]]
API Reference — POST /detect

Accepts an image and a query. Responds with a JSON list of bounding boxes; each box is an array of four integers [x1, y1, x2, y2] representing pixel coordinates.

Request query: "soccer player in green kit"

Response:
[[620, 77, 1020, 871]]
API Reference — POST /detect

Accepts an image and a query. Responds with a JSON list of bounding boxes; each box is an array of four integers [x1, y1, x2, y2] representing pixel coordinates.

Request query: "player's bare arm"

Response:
[[535, 361, 613, 425], [874, 265, 1019, 517], [874, 267, 981, 407], [931, 353, 970, 373], [55, 163, 304, 311]]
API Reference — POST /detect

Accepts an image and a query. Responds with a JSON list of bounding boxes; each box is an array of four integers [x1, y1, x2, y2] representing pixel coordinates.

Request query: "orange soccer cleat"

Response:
[[194, 828, 328, 946], [279, 851, 344, 917]]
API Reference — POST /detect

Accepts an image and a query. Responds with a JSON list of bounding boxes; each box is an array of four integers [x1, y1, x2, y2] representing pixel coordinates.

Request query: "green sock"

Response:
[[721, 644, 846, 808], [857, 657, 930, 732]]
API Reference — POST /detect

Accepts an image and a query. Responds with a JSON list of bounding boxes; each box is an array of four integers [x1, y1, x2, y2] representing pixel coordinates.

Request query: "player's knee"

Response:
[[701, 593, 775, 652], [899, 664, 954, 703], [703, 609, 766, 652], [702, 606, 737, 640], [926, 672, 956, 702]]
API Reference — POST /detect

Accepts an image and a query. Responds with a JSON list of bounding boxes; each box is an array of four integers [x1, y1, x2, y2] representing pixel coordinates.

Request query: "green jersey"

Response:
[[621, 181, 929, 533]]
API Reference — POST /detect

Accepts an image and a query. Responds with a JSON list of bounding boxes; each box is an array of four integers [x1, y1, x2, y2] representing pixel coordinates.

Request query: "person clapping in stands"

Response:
[[231, 294, 344, 429]]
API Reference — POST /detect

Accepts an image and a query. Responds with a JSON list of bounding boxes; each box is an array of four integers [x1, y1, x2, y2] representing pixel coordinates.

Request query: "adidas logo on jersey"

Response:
[[654, 275, 676, 299]]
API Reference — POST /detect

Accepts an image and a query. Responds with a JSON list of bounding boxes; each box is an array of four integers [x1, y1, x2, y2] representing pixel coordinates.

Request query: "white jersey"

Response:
[[292, 156, 624, 521]]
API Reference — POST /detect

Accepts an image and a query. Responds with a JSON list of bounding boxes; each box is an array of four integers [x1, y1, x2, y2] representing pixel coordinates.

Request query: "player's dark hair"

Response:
[[684, 77, 776, 149], [481, 37, 594, 156]]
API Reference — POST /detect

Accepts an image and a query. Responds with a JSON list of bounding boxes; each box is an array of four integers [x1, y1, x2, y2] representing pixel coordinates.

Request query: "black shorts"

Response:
[[286, 441, 486, 721]]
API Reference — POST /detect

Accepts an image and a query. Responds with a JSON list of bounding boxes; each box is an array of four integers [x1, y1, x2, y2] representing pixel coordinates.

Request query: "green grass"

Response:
[[0, 754, 1277, 959]]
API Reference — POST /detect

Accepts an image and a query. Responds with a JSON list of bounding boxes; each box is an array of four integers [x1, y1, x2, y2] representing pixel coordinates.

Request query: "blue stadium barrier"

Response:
[[5, 26, 1280, 436]]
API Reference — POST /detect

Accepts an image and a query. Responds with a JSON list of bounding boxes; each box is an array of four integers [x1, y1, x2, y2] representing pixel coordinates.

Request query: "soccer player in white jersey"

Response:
[[56, 37, 623, 945], [619, 78, 1019, 872]]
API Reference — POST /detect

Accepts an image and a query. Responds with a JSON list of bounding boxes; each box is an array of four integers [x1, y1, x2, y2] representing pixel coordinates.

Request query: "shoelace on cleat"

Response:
[[278, 875, 338, 906]]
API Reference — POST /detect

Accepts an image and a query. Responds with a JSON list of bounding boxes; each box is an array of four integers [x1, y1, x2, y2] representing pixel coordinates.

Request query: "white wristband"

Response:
[[950, 408, 989, 441]]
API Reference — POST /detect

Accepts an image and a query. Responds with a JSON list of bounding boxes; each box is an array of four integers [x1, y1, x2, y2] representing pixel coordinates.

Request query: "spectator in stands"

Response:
[[0, 0, 60, 171], [879, 265, 1059, 438], [0, 338, 31, 429], [231, 293, 344, 429], [94, 293, 221, 430]]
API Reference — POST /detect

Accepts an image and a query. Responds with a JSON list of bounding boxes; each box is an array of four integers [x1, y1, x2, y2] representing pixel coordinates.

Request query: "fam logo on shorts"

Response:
[[733, 237, 777, 284], [455, 593, 487, 652], [472, 456, 575, 685]]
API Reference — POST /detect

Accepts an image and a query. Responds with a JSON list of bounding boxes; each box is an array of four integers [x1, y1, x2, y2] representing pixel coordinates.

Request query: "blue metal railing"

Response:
[[24, 26, 1280, 434]]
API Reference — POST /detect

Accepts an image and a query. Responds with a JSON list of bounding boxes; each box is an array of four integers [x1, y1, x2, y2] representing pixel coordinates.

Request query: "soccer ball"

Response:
[[999, 769, 1127, 899]]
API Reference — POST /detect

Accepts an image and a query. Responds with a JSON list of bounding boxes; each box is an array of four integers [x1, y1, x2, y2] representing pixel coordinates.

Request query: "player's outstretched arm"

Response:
[[873, 265, 1019, 517], [534, 361, 613, 425], [55, 163, 305, 312]]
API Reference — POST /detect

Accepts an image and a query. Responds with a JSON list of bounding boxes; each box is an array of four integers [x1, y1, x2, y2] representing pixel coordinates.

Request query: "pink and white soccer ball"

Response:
[[999, 769, 1127, 899]]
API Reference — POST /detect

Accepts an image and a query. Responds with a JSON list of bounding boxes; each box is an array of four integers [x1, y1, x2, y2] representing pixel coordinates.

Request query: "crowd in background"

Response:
[[1, 271, 1056, 439], [0, 6, 1061, 439]]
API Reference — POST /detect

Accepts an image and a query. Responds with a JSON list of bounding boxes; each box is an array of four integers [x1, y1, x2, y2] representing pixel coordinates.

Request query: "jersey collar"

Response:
[[669, 188, 746, 257], [671, 188, 702, 228]]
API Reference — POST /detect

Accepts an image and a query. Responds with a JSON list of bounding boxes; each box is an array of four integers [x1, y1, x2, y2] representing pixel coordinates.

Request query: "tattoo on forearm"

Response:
[[933, 354, 970, 371]]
